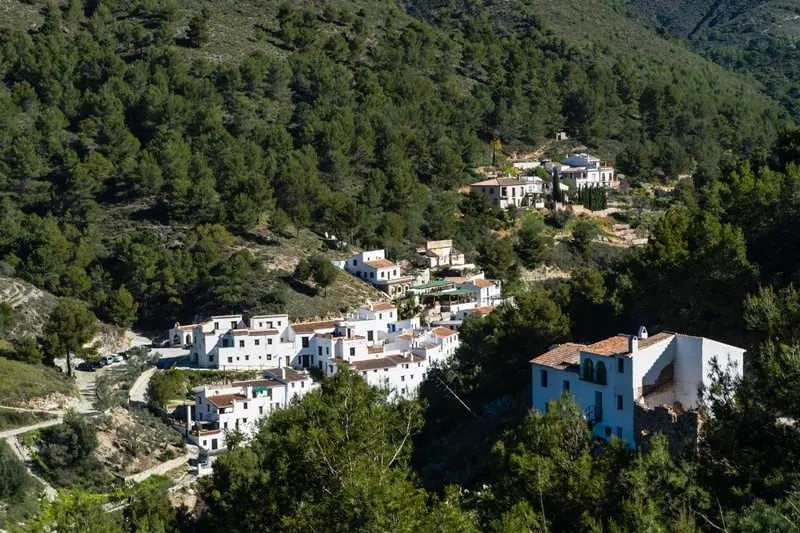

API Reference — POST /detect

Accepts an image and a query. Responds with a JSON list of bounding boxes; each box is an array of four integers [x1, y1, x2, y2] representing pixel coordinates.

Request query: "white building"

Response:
[[191, 314, 296, 370], [545, 153, 615, 190], [343, 249, 414, 298], [415, 240, 465, 269], [469, 177, 534, 209], [187, 367, 316, 451], [169, 322, 203, 347], [530, 328, 744, 448]]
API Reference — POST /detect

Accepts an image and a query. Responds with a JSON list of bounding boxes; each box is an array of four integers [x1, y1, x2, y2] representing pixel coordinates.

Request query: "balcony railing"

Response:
[[585, 404, 603, 427]]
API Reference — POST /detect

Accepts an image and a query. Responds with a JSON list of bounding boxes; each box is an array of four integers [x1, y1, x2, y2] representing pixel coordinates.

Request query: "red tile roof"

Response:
[[469, 278, 495, 289], [363, 302, 396, 311], [206, 394, 247, 408], [365, 259, 397, 269], [531, 332, 676, 368], [291, 320, 339, 333], [432, 326, 457, 339], [530, 343, 583, 369]]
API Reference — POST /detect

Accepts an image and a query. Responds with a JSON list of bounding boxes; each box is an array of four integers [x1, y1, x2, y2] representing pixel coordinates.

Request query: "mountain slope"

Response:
[[625, 0, 800, 119]]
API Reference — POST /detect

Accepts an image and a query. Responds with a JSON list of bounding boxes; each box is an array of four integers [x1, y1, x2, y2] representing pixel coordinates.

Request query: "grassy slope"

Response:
[[0, 358, 74, 406], [0, 406, 56, 431]]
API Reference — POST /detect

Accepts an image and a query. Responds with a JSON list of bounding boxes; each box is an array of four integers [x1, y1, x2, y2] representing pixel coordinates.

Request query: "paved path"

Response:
[[0, 417, 64, 439], [6, 436, 58, 501], [129, 367, 157, 404], [0, 405, 65, 415]]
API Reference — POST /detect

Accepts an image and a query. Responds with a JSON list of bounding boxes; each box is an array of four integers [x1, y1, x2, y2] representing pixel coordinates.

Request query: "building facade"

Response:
[[343, 249, 414, 297], [530, 328, 744, 448]]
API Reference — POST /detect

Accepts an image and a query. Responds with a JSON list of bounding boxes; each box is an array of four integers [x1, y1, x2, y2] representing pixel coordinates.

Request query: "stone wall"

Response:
[[634, 404, 699, 455]]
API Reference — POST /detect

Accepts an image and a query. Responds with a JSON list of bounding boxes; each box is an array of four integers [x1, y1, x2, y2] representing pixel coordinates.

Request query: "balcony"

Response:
[[585, 404, 603, 427]]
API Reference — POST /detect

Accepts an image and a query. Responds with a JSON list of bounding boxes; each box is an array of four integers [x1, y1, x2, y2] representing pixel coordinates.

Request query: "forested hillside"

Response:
[[4, 1, 800, 531], [626, 0, 800, 119], [0, 0, 786, 332]]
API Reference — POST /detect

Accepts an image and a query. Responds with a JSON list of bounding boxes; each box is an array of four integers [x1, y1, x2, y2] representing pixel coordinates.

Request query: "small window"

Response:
[[401, 375, 405, 382], [214, 322, 219, 330], [239, 340, 245, 348], [563, 380, 570, 392], [228, 357, 233, 363], [352, 259, 357, 266], [616, 395, 623, 410], [267, 354, 272, 360], [617, 357, 624, 373], [259, 406, 263, 415], [540, 369, 548, 388], [255, 339, 260, 346], [245, 355, 249, 361], [596, 362, 607, 385], [231, 321, 237, 329], [268, 339, 272, 345], [605, 426, 612, 437], [302, 337, 309, 348], [318, 347, 322, 356], [350, 347, 355, 356], [244, 402, 248, 409]]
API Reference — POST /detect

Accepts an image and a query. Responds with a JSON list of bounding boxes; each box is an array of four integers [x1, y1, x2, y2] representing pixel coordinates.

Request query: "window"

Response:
[[563, 380, 570, 392], [258, 322, 263, 328], [245, 355, 249, 361], [605, 426, 612, 437], [238, 339, 244, 348], [244, 402, 248, 410], [489, 187, 494, 194], [616, 427, 623, 438], [540, 369, 548, 388], [214, 322, 219, 330], [224, 422, 228, 429], [616, 394, 623, 410], [512, 187, 516, 197], [596, 362, 607, 385], [363, 371, 367, 377], [501, 187, 507, 197], [267, 321, 273, 328], [401, 375, 405, 382], [617, 357, 624, 373], [209, 354, 214, 362], [231, 321, 237, 329], [350, 347, 355, 356], [255, 339, 260, 346], [259, 406, 263, 415], [228, 357, 233, 363], [370, 271, 375, 278], [352, 259, 357, 266], [581, 359, 594, 382], [481, 187, 486, 193], [302, 337, 309, 348], [318, 347, 322, 356], [268, 339, 272, 345], [267, 354, 272, 360]]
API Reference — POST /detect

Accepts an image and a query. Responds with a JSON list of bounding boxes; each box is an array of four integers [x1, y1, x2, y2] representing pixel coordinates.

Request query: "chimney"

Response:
[[629, 335, 638, 354], [638, 326, 648, 340], [281, 367, 286, 379]]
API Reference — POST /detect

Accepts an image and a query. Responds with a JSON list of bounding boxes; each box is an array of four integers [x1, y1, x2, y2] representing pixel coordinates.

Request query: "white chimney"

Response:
[[629, 335, 638, 353], [638, 326, 648, 340], [281, 367, 286, 379]]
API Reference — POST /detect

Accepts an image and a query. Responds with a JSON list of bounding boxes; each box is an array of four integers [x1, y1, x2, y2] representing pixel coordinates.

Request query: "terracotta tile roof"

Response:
[[363, 302, 396, 311], [351, 357, 397, 371], [444, 277, 469, 284], [471, 306, 495, 316], [386, 354, 424, 364], [531, 332, 677, 368], [206, 394, 247, 408], [291, 320, 339, 333], [231, 379, 281, 388], [368, 346, 384, 354], [470, 178, 528, 187], [432, 326, 457, 339], [530, 343, 583, 369], [178, 324, 200, 331], [469, 279, 495, 289], [585, 335, 630, 356], [232, 329, 279, 336], [364, 259, 397, 269], [264, 368, 311, 382]]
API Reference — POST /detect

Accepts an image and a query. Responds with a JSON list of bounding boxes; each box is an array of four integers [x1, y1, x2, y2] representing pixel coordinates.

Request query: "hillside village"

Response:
[[1, 0, 799, 530]]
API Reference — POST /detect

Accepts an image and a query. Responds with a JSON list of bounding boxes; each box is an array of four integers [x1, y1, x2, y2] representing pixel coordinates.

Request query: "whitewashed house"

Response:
[[191, 314, 296, 370], [545, 153, 615, 190], [469, 177, 533, 209], [188, 368, 316, 451], [415, 240, 465, 269], [343, 249, 414, 297], [455, 278, 502, 307], [530, 328, 744, 448]]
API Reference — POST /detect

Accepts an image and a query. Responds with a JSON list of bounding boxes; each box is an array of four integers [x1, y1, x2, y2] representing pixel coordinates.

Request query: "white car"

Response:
[[112, 354, 124, 364]]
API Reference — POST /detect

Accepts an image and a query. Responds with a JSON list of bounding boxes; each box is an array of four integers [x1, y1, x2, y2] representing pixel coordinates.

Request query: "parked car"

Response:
[[77, 362, 98, 372], [112, 354, 124, 363], [101, 355, 115, 366]]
